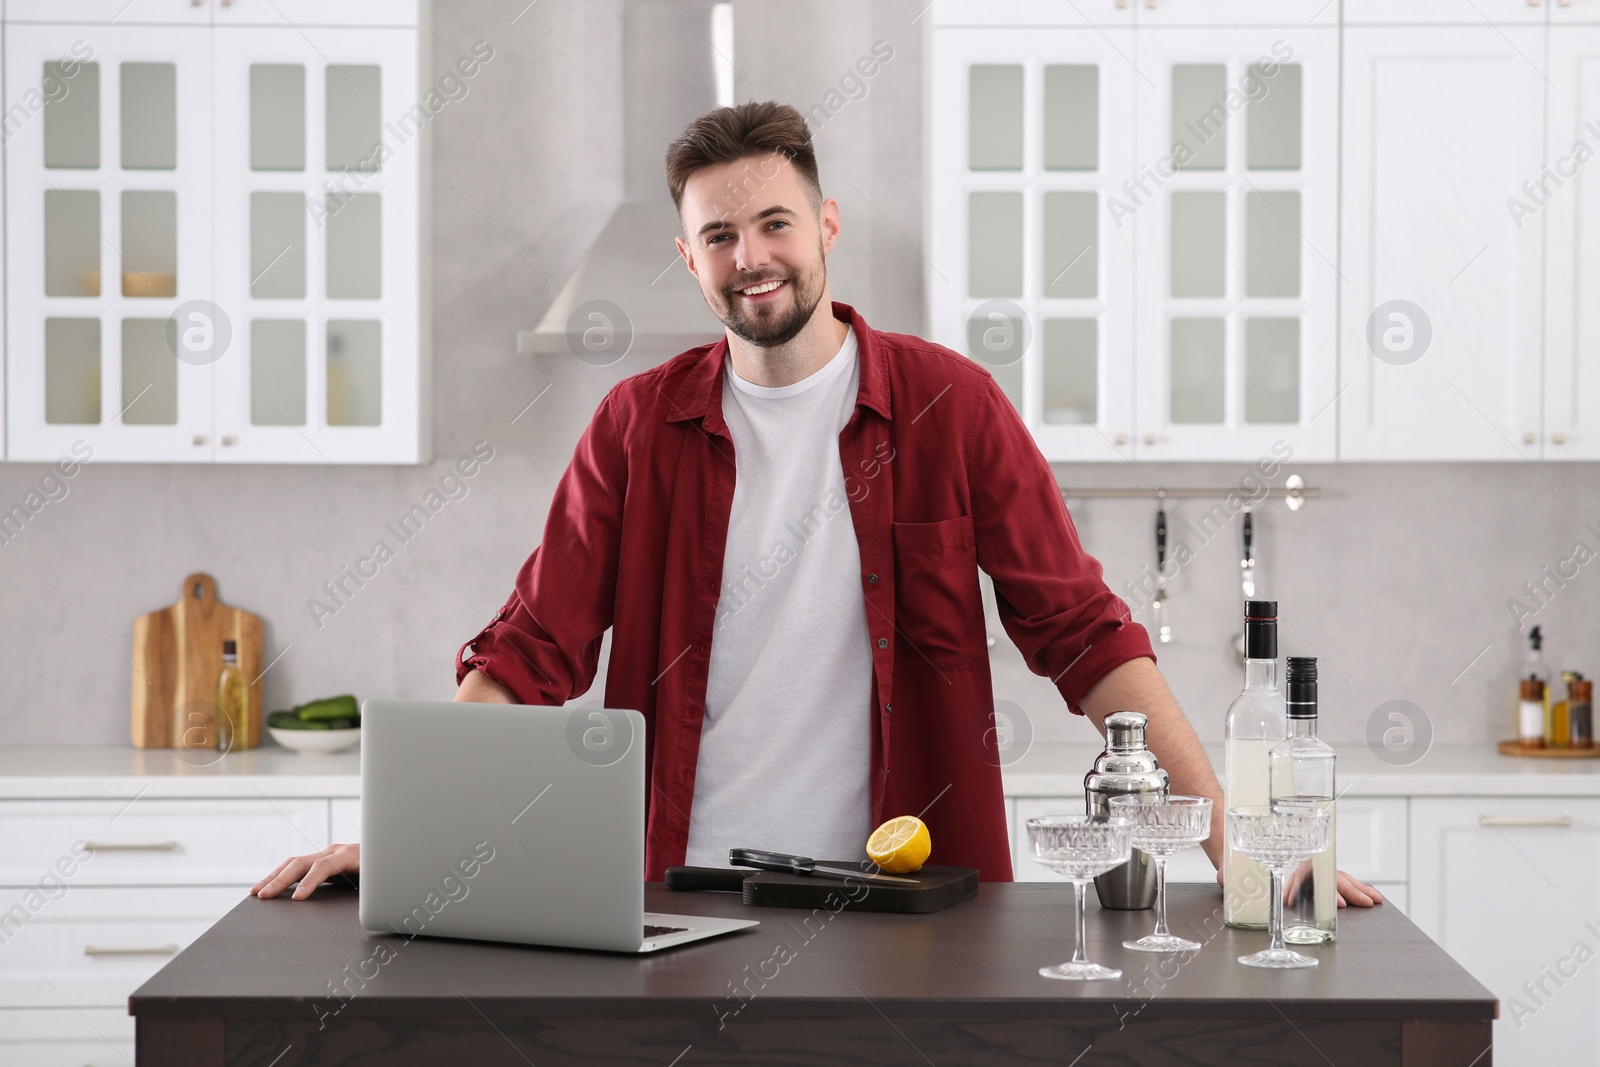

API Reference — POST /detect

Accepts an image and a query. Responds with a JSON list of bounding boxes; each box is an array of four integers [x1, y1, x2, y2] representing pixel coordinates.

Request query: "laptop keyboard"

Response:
[[643, 924, 689, 937]]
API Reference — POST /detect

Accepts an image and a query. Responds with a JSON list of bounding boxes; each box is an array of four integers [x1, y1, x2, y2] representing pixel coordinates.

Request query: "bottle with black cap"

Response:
[[1223, 600, 1285, 929], [1269, 657, 1337, 943]]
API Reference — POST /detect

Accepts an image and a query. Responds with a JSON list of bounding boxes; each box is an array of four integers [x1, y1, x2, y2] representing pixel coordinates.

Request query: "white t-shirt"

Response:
[[684, 326, 874, 867]]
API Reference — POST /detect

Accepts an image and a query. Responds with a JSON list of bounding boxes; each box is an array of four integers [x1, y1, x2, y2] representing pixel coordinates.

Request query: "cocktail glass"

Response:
[[1109, 794, 1213, 953], [1026, 814, 1135, 980], [1225, 804, 1332, 969]]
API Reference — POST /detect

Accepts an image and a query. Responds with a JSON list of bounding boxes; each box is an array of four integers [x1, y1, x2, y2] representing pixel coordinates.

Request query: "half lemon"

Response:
[[866, 816, 931, 874]]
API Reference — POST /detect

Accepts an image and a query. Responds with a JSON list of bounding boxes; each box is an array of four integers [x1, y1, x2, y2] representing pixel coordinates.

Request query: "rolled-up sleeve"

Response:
[[455, 388, 627, 704], [967, 374, 1154, 714]]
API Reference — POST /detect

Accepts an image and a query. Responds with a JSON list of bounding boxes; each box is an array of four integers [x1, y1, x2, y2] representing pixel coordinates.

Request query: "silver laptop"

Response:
[[358, 698, 759, 953]]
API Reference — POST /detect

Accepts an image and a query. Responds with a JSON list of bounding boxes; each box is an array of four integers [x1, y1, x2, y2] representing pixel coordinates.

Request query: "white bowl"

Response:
[[267, 726, 360, 754]]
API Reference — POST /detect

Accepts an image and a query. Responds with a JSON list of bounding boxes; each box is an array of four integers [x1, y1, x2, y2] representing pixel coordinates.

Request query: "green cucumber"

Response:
[[294, 695, 359, 722], [269, 713, 332, 731]]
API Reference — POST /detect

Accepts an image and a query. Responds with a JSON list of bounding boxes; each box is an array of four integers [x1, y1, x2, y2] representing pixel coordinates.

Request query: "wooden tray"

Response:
[[665, 862, 979, 914], [1497, 740, 1600, 759]]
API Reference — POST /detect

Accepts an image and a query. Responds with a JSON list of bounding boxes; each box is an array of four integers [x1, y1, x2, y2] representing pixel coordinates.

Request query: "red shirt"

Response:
[[457, 301, 1154, 881]]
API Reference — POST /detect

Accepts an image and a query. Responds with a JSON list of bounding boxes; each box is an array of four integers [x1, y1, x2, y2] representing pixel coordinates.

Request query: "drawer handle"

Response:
[[1479, 815, 1572, 828], [83, 840, 179, 852], [83, 944, 178, 957]]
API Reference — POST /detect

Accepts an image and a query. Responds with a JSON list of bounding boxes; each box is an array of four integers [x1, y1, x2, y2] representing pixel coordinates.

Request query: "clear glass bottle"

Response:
[[1223, 600, 1285, 929], [214, 639, 248, 753], [1269, 656, 1336, 943]]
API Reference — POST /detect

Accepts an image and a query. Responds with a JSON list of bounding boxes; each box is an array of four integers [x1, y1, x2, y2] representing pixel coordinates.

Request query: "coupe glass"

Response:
[[1225, 804, 1332, 969], [1026, 814, 1134, 980], [1108, 795, 1213, 953]]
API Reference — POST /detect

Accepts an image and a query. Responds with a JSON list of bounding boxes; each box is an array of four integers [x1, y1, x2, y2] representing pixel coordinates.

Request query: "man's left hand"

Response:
[[1336, 870, 1383, 907]]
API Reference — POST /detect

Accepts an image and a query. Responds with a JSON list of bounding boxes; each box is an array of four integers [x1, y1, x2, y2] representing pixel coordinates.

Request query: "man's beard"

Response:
[[715, 251, 826, 348]]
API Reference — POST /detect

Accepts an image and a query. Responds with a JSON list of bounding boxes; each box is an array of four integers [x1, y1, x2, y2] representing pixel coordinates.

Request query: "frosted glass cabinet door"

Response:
[[928, 27, 1137, 461], [4, 25, 215, 463], [210, 27, 425, 464], [1542, 28, 1600, 459], [1339, 27, 1545, 460], [1132, 27, 1338, 461]]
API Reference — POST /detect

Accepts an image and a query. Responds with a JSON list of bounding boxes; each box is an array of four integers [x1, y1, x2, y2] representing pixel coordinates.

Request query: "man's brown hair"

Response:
[[664, 101, 821, 218]]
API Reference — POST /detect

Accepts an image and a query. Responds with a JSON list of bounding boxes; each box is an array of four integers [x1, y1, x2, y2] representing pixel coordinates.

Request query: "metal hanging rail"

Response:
[[1059, 475, 1319, 510]]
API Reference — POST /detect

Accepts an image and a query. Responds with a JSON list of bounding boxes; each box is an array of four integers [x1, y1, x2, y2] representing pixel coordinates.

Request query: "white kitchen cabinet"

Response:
[[1133, 0, 1337, 27], [1132, 26, 1338, 461], [1556, 0, 1600, 21], [212, 0, 422, 27], [0, 1008, 135, 1067], [928, 27, 1138, 461], [929, 16, 1336, 463], [1339, 26, 1546, 460], [1541, 27, 1600, 459], [0, 798, 327, 886], [5, 24, 217, 463], [1344, 0, 1548, 25], [4, 0, 419, 27], [1410, 797, 1600, 1067], [3, 7, 430, 464], [3, 0, 210, 23], [0, 885, 243, 1008], [331, 796, 361, 842], [929, 2, 1133, 29], [209, 26, 426, 464]]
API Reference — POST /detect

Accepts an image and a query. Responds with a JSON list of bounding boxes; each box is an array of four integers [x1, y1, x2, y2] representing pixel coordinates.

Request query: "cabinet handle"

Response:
[[83, 840, 179, 852], [192, 435, 208, 446], [84, 944, 178, 957], [1522, 432, 1536, 445], [1478, 815, 1571, 828], [221, 435, 238, 446], [1114, 433, 1128, 445], [1143, 434, 1156, 446], [1552, 432, 1566, 445]]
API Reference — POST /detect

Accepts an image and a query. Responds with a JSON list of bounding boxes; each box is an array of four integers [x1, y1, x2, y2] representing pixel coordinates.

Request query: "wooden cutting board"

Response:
[[131, 573, 263, 750], [665, 863, 980, 914]]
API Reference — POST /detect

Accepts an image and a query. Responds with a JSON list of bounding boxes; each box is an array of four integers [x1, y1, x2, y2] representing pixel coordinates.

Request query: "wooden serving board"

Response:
[[665, 863, 980, 914], [1498, 739, 1600, 759], [131, 574, 263, 750]]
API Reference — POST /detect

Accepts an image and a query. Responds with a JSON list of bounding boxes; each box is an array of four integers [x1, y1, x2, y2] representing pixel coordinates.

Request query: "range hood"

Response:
[[516, 1, 728, 358]]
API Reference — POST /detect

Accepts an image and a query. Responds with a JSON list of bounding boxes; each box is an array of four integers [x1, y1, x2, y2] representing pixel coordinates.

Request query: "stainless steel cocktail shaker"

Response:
[[1085, 711, 1168, 910]]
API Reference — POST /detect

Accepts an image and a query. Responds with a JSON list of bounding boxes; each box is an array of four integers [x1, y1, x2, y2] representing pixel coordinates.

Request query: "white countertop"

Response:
[[0, 746, 360, 799], [0, 742, 1596, 800], [1003, 743, 1600, 798]]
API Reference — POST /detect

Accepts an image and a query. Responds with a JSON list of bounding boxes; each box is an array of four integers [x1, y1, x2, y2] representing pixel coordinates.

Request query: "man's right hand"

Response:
[[252, 842, 360, 900]]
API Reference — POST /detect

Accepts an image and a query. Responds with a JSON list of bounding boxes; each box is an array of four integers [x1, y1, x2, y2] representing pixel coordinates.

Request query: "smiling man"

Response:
[[255, 101, 1381, 907]]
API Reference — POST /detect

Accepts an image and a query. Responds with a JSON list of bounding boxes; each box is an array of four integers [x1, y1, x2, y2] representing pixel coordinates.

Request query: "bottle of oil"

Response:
[[214, 640, 248, 752]]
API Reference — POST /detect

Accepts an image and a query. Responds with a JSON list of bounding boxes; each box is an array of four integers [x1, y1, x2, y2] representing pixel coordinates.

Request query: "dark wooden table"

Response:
[[131, 882, 1495, 1066]]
